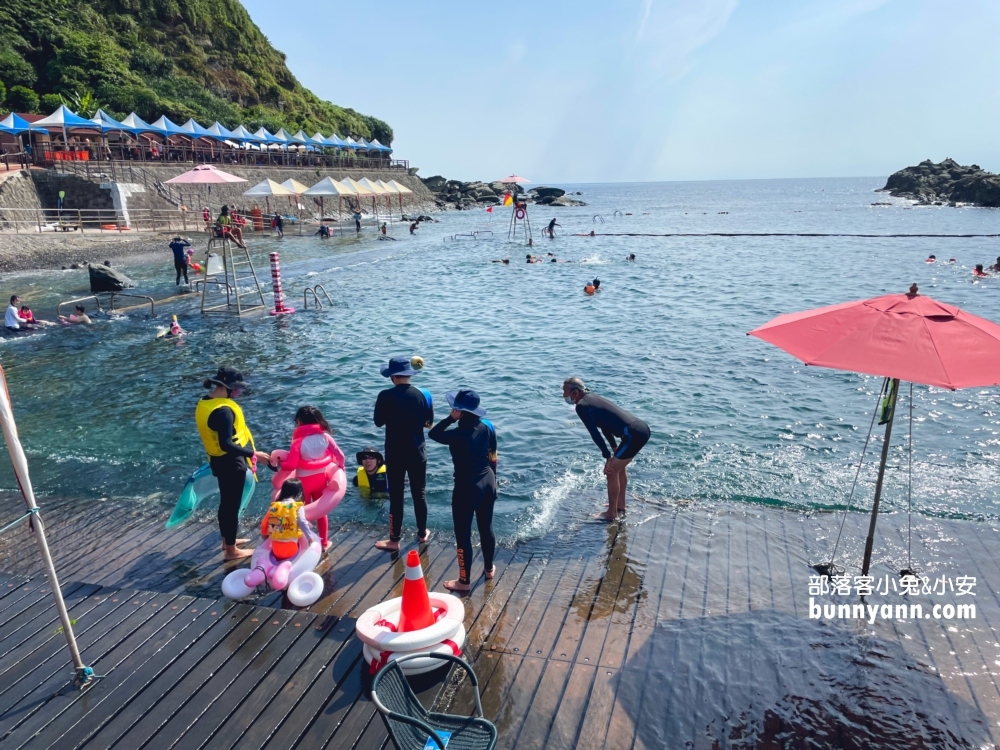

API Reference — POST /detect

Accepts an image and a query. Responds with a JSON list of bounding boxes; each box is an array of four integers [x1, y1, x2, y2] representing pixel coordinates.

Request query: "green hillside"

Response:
[[0, 0, 392, 143]]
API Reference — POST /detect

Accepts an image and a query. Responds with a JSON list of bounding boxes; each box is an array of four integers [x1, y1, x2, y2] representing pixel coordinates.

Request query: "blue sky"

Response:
[[242, 0, 1000, 183]]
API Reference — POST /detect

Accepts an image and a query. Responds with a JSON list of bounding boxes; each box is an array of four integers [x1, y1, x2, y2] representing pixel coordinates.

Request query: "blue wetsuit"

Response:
[[429, 414, 497, 584]]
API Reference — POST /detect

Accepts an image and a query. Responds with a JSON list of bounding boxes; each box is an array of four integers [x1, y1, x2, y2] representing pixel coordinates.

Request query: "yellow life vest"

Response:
[[195, 397, 255, 459], [356, 464, 386, 489], [266, 500, 302, 542]]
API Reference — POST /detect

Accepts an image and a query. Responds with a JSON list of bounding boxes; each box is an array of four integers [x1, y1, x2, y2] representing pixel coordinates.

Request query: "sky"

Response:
[[241, 0, 1000, 183]]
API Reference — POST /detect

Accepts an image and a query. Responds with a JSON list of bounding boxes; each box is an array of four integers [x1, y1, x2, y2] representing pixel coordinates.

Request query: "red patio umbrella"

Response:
[[749, 284, 1000, 574]]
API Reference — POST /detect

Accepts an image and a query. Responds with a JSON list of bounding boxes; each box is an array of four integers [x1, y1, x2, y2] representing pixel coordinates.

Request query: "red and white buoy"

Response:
[[269, 251, 295, 315]]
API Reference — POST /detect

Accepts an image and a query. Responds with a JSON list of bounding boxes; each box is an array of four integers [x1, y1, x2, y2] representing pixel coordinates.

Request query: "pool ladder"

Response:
[[303, 284, 334, 310]]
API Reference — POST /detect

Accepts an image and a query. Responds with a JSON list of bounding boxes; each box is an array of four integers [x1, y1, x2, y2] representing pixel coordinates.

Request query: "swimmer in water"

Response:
[[627, 254, 636, 261], [949, 258, 957, 264], [492, 258, 510, 265], [990, 256, 1000, 272], [526, 254, 543, 264], [59, 304, 92, 325], [925, 254, 936, 263], [974, 264, 989, 278], [592, 278, 601, 292], [590, 230, 595, 237]]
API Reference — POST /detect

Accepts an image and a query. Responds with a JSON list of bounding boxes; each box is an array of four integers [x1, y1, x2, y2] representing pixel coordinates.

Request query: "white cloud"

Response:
[[635, 0, 740, 80]]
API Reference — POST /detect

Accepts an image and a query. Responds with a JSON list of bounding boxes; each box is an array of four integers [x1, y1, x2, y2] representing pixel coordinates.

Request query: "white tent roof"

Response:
[[243, 179, 295, 197], [356, 177, 389, 195], [374, 180, 399, 194], [341, 177, 374, 196], [280, 178, 310, 195], [385, 179, 414, 195], [303, 177, 358, 196]]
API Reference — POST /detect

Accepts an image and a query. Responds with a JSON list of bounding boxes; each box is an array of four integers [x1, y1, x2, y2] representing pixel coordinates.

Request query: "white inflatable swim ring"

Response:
[[355, 593, 465, 652], [363, 624, 467, 675]]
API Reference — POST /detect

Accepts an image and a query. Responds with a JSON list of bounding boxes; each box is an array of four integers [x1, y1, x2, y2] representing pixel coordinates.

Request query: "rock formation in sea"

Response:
[[420, 177, 587, 209], [880, 159, 1000, 207]]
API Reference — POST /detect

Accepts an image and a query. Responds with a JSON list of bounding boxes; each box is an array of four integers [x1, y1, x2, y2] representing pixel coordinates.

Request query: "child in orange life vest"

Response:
[[260, 479, 305, 561], [270, 406, 345, 551]]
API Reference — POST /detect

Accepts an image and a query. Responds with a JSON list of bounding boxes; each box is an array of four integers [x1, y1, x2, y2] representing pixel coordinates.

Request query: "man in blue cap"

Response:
[[373, 356, 434, 551]]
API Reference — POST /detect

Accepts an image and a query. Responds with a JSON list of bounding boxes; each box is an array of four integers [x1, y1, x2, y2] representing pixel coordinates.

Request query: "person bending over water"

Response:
[[315, 225, 331, 239], [563, 378, 650, 521], [195, 367, 270, 560], [428, 389, 498, 592], [373, 357, 434, 551], [547, 218, 561, 237]]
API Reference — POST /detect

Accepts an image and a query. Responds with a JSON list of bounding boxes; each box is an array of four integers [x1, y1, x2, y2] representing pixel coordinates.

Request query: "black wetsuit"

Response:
[[429, 414, 497, 584], [170, 240, 190, 284], [575, 393, 650, 461], [205, 401, 254, 545], [374, 384, 433, 541]]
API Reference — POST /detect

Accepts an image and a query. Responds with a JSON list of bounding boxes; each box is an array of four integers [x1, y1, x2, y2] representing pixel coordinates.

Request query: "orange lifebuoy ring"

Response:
[[101, 224, 127, 230], [515, 207, 526, 220]]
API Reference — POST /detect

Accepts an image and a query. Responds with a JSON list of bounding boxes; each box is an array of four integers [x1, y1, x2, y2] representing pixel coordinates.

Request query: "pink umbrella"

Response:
[[165, 165, 246, 215], [749, 284, 1000, 574], [492, 174, 530, 184]]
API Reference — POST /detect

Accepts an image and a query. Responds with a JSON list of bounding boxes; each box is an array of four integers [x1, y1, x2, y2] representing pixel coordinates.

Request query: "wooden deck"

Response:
[[0, 496, 997, 749]]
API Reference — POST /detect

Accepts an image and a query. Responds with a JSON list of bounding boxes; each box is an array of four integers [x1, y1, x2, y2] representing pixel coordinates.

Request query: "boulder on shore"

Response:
[[88, 263, 135, 293], [532, 186, 566, 199], [881, 159, 1000, 207]]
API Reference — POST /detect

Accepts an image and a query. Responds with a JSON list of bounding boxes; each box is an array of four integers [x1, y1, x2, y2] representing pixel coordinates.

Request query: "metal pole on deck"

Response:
[[861, 377, 899, 577], [0, 367, 96, 688]]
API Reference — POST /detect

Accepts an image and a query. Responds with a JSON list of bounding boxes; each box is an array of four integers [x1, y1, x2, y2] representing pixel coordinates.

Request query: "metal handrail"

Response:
[[55, 296, 103, 318], [108, 293, 156, 317]]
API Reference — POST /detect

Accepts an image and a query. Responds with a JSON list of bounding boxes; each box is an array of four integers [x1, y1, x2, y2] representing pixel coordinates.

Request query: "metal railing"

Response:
[[33, 144, 408, 173], [0, 207, 405, 236], [56, 296, 103, 317], [0, 151, 30, 172], [303, 284, 334, 310]]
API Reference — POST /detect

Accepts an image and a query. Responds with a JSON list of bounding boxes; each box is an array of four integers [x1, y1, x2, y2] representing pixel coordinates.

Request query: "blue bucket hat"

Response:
[[381, 356, 418, 378], [447, 389, 487, 417]]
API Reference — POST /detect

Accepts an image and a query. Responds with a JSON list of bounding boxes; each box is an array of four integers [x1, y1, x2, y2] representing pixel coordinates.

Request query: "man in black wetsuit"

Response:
[[373, 357, 434, 551], [169, 236, 191, 285], [547, 218, 560, 237], [563, 377, 650, 521]]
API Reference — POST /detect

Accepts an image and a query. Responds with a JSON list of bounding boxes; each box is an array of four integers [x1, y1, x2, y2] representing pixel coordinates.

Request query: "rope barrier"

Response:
[[0, 506, 39, 536]]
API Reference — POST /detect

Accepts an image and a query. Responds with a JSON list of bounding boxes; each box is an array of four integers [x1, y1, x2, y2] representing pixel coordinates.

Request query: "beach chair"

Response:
[[370, 653, 497, 750]]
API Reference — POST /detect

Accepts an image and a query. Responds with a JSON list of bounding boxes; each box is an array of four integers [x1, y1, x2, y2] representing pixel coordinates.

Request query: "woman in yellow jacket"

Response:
[[195, 366, 270, 560]]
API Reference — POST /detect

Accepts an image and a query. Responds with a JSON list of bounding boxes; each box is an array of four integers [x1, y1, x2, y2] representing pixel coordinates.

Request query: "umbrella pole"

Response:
[[0, 367, 94, 688], [861, 377, 899, 577]]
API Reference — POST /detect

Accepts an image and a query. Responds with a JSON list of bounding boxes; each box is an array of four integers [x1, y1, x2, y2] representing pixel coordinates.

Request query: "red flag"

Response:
[[486, 206, 493, 213]]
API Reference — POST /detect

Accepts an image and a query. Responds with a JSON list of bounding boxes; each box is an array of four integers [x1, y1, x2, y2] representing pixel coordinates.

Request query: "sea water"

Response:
[[1, 177, 999, 544]]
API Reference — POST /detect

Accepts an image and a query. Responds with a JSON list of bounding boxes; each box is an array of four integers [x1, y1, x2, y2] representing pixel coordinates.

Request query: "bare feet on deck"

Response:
[[484, 566, 496, 580], [418, 531, 431, 544], [224, 545, 253, 560], [444, 579, 471, 592], [374, 539, 400, 552], [223, 537, 251, 550], [323, 541, 333, 553], [592, 511, 619, 521]]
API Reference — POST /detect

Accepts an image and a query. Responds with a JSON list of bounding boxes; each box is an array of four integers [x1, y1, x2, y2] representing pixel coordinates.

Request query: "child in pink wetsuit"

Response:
[[273, 406, 345, 550]]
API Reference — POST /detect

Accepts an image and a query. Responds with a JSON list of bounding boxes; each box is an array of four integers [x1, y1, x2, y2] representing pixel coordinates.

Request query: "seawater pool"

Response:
[[1, 177, 1000, 544]]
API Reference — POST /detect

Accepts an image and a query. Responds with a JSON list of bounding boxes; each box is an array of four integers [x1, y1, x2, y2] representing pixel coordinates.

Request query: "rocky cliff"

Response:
[[881, 159, 1000, 207], [419, 177, 586, 209]]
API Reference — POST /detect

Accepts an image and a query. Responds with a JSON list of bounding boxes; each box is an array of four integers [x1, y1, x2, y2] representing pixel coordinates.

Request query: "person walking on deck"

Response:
[[563, 377, 650, 521], [428, 389, 498, 592], [373, 357, 434, 551], [195, 367, 270, 560]]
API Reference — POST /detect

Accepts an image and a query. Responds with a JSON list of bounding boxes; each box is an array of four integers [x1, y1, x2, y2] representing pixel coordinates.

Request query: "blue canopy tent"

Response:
[[342, 136, 359, 151], [325, 134, 347, 149], [292, 131, 319, 152], [0, 113, 32, 134], [121, 113, 158, 133], [89, 109, 139, 134], [276, 128, 305, 146], [369, 138, 392, 154], [149, 116, 188, 138], [253, 128, 286, 149], [229, 125, 265, 147], [30, 106, 102, 158], [206, 122, 238, 141], [180, 119, 220, 139]]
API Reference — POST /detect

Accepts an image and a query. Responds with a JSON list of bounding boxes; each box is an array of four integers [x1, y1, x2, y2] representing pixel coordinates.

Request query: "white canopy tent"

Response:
[[303, 177, 359, 225]]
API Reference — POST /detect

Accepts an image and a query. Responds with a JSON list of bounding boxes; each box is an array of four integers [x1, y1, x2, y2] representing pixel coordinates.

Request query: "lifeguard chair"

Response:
[[200, 235, 266, 316]]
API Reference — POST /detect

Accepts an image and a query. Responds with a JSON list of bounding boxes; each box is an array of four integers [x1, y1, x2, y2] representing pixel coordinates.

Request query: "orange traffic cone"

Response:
[[398, 550, 435, 632]]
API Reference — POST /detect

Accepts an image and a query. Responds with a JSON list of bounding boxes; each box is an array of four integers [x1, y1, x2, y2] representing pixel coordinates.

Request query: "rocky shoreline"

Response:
[[419, 176, 587, 209], [880, 159, 1000, 207]]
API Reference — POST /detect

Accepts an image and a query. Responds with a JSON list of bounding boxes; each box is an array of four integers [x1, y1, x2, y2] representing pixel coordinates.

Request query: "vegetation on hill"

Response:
[[0, 0, 392, 143]]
